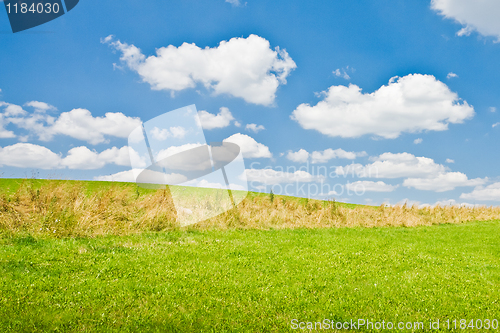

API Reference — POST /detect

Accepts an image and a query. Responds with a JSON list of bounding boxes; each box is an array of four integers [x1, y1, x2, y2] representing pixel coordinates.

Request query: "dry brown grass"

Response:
[[1, 180, 500, 237]]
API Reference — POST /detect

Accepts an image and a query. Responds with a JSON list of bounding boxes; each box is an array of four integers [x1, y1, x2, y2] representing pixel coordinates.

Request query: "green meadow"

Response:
[[0, 179, 499, 332]]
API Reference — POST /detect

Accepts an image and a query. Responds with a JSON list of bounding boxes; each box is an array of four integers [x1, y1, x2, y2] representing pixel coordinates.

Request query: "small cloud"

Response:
[[198, 107, 234, 130], [456, 26, 473, 37], [150, 126, 187, 140], [286, 149, 309, 163], [493, 122, 500, 128], [490, 107, 496, 113], [446, 158, 455, 163], [100, 35, 114, 44], [333, 68, 350, 80], [25, 101, 57, 113], [234, 121, 241, 127], [447, 72, 458, 79], [225, 0, 241, 5], [245, 123, 265, 133], [413, 138, 423, 144], [224, 133, 272, 159]]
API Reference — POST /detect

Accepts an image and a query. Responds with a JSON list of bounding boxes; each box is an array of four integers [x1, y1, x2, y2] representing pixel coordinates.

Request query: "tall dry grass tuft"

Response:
[[1, 180, 500, 237]]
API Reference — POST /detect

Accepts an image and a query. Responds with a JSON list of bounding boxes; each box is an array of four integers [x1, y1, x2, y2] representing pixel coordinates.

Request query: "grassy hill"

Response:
[[1, 178, 500, 238]]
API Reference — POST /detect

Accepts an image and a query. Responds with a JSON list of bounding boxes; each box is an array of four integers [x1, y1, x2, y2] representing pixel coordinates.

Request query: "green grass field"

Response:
[[1, 220, 499, 332]]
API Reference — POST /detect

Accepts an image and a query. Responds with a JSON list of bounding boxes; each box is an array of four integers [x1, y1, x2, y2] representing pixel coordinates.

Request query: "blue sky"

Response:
[[1, 0, 500, 206]]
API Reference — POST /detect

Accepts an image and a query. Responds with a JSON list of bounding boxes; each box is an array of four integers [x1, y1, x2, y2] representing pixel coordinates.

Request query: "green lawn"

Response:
[[1, 221, 499, 332]]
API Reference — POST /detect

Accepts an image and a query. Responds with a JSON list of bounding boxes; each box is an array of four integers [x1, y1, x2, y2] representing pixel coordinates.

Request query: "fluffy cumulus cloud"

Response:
[[460, 182, 500, 201], [198, 107, 234, 130], [0, 114, 15, 138], [0, 143, 138, 170], [0, 102, 27, 117], [311, 148, 366, 164], [0, 143, 62, 169], [291, 74, 474, 139], [336, 153, 447, 178], [150, 126, 187, 140], [103, 34, 296, 106], [155, 143, 204, 162], [431, 0, 500, 40], [50, 109, 142, 144], [403, 172, 485, 192], [61, 146, 133, 170], [245, 168, 324, 185], [245, 123, 265, 133], [224, 133, 272, 158], [3, 106, 141, 145], [94, 169, 139, 182], [286, 149, 309, 163], [345, 181, 398, 192], [25, 101, 56, 113], [335, 152, 485, 192]]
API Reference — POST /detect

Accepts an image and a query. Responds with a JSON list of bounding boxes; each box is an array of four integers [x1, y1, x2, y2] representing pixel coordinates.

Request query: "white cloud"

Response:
[[0, 143, 62, 169], [493, 122, 500, 128], [0, 114, 15, 138], [311, 148, 366, 164], [1, 102, 27, 117], [50, 109, 142, 145], [345, 181, 398, 192], [413, 138, 423, 144], [103, 35, 296, 106], [336, 152, 487, 192], [150, 126, 187, 140], [224, 133, 272, 158], [25, 101, 56, 113], [460, 182, 500, 201], [7, 108, 141, 145], [420, 199, 479, 208], [94, 169, 138, 182], [198, 107, 234, 130], [155, 143, 204, 162], [291, 74, 474, 139], [0, 143, 141, 170], [245, 123, 265, 133], [445, 158, 455, 163], [95, 169, 188, 184], [403, 172, 486, 192], [234, 121, 241, 127], [61, 146, 133, 170], [447, 72, 458, 79], [490, 107, 496, 113], [333, 68, 350, 80], [286, 149, 309, 163], [245, 168, 324, 185], [225, 0, 241, 5], [336, 153, 447, 179], [431, 0, 500, 41]]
